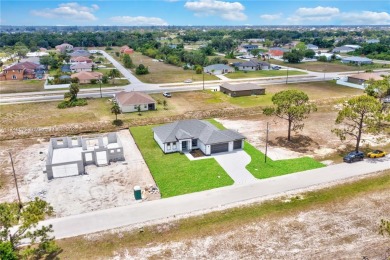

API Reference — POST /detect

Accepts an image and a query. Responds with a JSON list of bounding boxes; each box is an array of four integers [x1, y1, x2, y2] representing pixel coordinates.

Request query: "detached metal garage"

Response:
[[211, 143, 229, 154]]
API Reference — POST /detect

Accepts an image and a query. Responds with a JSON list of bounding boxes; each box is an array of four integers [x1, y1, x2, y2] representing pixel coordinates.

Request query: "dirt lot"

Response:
[[0, 130, 159, 217], [0, 79, 45, 94], [117, 185, 390, 259]]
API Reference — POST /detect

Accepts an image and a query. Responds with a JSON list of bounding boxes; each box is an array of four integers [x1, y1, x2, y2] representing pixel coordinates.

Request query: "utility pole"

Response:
[[286, 67, 289, 84], [9, 152, 22, 209], [264, 122, 269, 163], [202, 69, 205, 90], [99, 77, 102, 98]]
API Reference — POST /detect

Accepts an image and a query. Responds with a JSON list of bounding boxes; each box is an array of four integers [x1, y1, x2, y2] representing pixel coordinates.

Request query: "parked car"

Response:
[[272, 66, 281, 70], [333, 77, 340, 80], [343, 151, 364, 163], [163, 92, 172, 98], [367, 150, 386, 158], [184, 79, 193, 83]]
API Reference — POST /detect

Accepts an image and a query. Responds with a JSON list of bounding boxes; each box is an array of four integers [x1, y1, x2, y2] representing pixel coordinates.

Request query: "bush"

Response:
[[112, 119, 123, 126], [105, 46, 113, 51], [57, 99, 88, 109], [90, 79, 97, 84], [135, 64, 149, 75]]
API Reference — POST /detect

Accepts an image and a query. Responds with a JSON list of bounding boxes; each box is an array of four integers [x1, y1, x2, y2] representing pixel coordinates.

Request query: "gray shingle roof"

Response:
[[341, 56, 372, 62], [153, 119, 245, 145], [204, 64, 232, 71], [221, 82, 265, 91]]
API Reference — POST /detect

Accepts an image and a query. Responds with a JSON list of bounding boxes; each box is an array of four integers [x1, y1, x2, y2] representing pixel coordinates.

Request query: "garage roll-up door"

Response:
[[211, 143, 229, 154], [233, 140, 242, 149]]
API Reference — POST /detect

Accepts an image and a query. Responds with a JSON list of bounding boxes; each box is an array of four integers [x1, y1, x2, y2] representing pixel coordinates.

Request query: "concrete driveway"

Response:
[[213, 150, 258, 185]]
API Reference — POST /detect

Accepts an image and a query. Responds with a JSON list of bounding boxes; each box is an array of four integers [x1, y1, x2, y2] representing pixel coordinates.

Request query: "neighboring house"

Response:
[[203, 64, 234, 75], [220, 82, 266, 97], [123, 48, 134, 54], [347, 73, 384, 85], [59, 75, 71, 83], [26, 52, 49, 57], [55, 43, 73, 53], [61, 64, 71, 73], [344, 45, 361, 50], [332, 46, 355, 53], [242, 44, 258, 51], [237, 59, 270, 71], [115, 91, 156, 113], [0, 61, 41, 80], [236, 46, 248, 54], [247, 38, 265, 43], [69, 50, 91, 57], [314, 53, 341, 61], [153, 119, 245, 155], [341, 56, 373, 65], [306, 44, 319, 50], [70, 56, 93, 63], [120, 45, 130, 53], [366, 39, 380, 44], [168, 44, 177, 49], [71, 71, 102, 84], [70, 63, 93, 72]]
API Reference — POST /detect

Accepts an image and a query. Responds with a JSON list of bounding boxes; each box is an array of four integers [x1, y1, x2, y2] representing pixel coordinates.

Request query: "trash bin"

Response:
[[134, 186, 142, 200]]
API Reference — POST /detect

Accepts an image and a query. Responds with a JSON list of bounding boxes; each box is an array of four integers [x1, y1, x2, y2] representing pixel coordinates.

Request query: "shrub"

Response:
[[57, 99, 88, 109], [90, 79, 97, 84], [135, 64, 149, 75], [105, 46, 113, 51]]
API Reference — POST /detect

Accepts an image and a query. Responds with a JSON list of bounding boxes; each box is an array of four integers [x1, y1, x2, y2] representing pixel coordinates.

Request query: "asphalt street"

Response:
[[38, 156, 390, 240]]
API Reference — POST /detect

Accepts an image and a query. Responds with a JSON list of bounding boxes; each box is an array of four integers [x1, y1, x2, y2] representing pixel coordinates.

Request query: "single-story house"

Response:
[[70, 56, 92, 63], [332, 46, 355, 53], [237, 60, 270, 71], [71, 71, 102, 84], [306, 44, 319, 50], [61, 64, 71, 73], [153, 119, 245, 155], [242, 44, 258, 51], [220, 82, 266, 97], [120, 45, 130, 53], [341, 56, 373, 65], [55, 43, 73, 53], [314, 53, 341, 61], [26, 52, 49, 57], [70, 63, 93, 72], [115, 91, 156, 113], [268, 48, 288, 58], [366, 39, 380, 44], [59, 75, 71, 83], [69, 50, 91, 57], [203, 64, 234, 75], [344, 45, 361, 50], [123, 48, 134, 54], [347, 73, 384, 85]]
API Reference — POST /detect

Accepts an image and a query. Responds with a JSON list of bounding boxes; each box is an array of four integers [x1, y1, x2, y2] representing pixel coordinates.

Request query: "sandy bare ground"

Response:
[[112, 188, 390, 259], [0, 130, 159, 217]]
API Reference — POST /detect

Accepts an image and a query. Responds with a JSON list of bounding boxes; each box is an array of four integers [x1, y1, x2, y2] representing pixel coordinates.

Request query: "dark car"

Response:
[[272, 66, 281, 70], [343, 151, 364, 163], [163, 92, 172, 98]]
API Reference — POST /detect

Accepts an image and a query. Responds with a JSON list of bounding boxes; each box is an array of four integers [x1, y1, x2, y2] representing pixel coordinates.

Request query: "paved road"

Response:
[[38, 157, 389, 240]]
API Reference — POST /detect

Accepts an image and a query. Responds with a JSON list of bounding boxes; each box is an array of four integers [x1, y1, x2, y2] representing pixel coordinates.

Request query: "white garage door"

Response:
[[52, 164, 79, 178]]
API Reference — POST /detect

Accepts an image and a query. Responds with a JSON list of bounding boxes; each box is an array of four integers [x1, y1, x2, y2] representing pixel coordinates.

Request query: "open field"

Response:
[[0, 80, 45, 94], [271, 59, 390, 72], [130, 125, 233, 197], [128, 52, 219, 84], [225, 69, 306, 79], [55, 171, 390, 259]]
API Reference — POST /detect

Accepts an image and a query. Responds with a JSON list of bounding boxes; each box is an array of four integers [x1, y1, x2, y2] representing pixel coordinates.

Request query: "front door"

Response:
[[181, 141, 188, 151]]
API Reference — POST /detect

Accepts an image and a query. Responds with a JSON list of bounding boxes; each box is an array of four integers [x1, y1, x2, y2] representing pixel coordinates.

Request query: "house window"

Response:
[[144, 105, 147, 109], [167, 142, 171, 150], [134, 105, 137, 109], [12, 75, 17, 79], [173, 142, 176, 149], [192, 139, 197, 147]]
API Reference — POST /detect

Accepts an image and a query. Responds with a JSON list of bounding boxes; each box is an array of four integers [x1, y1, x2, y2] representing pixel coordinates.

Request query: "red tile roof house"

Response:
[[70, 63, 93, 72], [268, 50, 284, 58], [115, 91, 156, 113], [70, 56, 93, 63], [123, 48, 134, 54], [0, 62, 41, 81], [71, 71, 103, 84], [120, 45, 130, 53]]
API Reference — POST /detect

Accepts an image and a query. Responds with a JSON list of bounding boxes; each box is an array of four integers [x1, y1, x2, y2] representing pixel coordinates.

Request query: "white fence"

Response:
[[44, 79, 70, 90]]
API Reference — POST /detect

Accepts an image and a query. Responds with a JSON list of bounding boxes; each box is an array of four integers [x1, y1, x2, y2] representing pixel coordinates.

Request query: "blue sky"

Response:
[[1, 0, 389, 26]]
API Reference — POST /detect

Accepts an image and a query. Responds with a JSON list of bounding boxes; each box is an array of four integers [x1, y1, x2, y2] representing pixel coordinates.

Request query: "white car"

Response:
[[163, 92, 172, 98], [184, 79, 193, 83]]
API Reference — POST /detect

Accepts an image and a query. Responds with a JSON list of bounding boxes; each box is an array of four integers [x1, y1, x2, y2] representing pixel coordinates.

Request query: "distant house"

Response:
[[70, 63, 93, 72], [237, 59, 270, 71], [61, 64, 71, 73], [26, 52, 49, 57], [242, 44, 258, 51], [69, 50, 91, 57], [55, 43, 73, 53], [366, 39, 380, 44], [115, 91, 156, 113], [120, 45, 130, 53], [247, 38, 265, 43], [306, 44, 319, 50], [332, 46, 355, 53], [0, 61, 42, 81], [347, 73, 384, 85], [70, 56, 93, 64], [314, 53, 341, 61], [120, 45, 134, 54], [220, 82, 265, 97], [168, 44, 177, 49], [344, 45, 361, 50], [153, 119, 245, 155], [341, 56, 373, 65], [71, 71, 102, 84], [203, 64, 234, 75]]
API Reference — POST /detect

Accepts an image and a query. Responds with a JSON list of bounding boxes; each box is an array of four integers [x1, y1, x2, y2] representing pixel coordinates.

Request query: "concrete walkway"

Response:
[[213, 151, 258, 185], [38, 157, 390, 239]]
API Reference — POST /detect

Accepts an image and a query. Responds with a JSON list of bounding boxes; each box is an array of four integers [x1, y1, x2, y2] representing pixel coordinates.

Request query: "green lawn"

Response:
[[208, 119, 325, 178], [244, 142, 325, 179], [225, 70, 306, 79], [130, 125, 234, 198]]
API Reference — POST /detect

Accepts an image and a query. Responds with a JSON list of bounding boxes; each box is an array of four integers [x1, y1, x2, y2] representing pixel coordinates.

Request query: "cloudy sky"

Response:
[[1, 0, 389, 26]]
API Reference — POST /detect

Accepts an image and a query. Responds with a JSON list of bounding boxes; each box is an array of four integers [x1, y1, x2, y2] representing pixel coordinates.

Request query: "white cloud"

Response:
[[260, 13, 282, 20], [339, 11, 390, 25], [110, 16, 168, 26], [31, 2, 98, 21], [295, 6, 340, 17], [184, 0, 247, 21]]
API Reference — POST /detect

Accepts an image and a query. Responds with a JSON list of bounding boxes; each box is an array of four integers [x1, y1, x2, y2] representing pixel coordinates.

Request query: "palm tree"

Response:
[[111, 102, 121, 121], [108, 69, 120, 84]]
